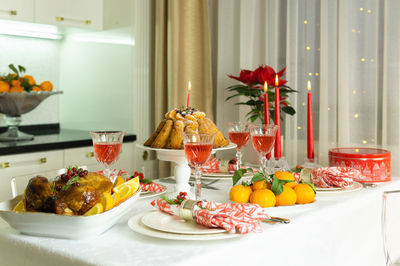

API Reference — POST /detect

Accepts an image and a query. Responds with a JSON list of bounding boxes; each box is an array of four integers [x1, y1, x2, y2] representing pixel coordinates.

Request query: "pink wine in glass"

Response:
[[184, 143, 213, 167], [93, 142, 122, 166], [228, 131, 250, 150], [252, 135, 275, 154]]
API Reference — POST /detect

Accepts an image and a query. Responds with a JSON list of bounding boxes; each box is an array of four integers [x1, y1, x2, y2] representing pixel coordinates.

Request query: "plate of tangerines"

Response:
[[229, 169, 316, 208]]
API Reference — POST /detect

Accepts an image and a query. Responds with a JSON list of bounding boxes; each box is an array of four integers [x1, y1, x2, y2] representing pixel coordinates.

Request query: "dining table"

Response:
[[0, 176, 398, 266]]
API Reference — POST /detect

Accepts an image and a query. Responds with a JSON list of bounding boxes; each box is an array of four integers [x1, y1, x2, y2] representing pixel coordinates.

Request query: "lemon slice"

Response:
[[113, 184, 134, 203], [100, 192, 114, 211], [12, 200, 25, 212], [83, 203, 103, 216], [113, 176, 125, 188], [112, 192, 121, 206], [124, 176, 140, 193]]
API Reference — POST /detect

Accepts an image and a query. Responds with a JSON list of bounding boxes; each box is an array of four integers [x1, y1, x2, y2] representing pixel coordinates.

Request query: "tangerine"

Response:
[[252, 180, 271, 190], [249, 189, 276, 208], [11, 79, 20, 87], [23, 75, 36, 86], [32, 86, 41, 92], [40, 81, 53, 91], [229, 184, 252, 203], [10, 86, 24, 93], [275, 186, 297, 206], [275, 171, 296, 188], [294, 183, 315, 204], [0, 81, 10, 93]]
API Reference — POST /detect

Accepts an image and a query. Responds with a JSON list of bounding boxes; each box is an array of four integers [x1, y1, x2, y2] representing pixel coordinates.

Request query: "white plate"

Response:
[[316, 182, 363, 195], [315, 186, 342, 191], [139, 185, 167, 199], [0, 189, 142, 239], [141, 210, 226, 235], [128, 213, 240, 241]]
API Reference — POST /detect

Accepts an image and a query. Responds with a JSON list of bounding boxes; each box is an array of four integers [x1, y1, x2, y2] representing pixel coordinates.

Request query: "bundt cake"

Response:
[[144, 107, 229, 149]]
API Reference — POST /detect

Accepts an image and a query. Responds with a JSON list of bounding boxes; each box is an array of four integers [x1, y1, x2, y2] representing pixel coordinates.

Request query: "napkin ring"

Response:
[[179, 199, 199, 221]]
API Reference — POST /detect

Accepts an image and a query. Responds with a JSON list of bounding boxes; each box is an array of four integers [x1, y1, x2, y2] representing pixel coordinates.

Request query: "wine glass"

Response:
[[226, 122, 251, 171], [90, 131, 125, 179], [382, 190, 400, 266], [182, 133, 216, 200], [249, 124, 278, 175]]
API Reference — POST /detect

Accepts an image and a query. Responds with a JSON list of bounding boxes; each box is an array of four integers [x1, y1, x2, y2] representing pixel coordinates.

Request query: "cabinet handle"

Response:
[[0, 162, 10, 168], [56, 16, 91, 25], [0, 10, 17, 16], [39, 158, 47, 164], [86, 152, 94, 158]]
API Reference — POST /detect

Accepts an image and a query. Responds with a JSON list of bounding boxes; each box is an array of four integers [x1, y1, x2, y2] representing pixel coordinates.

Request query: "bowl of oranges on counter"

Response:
[[229, 169, 316, 208], [0, 64, 62, 116]]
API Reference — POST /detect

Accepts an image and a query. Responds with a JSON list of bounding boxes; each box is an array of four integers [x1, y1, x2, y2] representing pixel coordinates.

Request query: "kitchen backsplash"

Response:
[[0, 35, 60, 126]]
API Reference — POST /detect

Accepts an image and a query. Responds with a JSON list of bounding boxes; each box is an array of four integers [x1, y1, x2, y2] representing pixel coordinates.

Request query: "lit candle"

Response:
[[307, 80, 314, 161], [274, 74, 282, 158], [263, 81, 269, 124], [186, 81, 191, 108]]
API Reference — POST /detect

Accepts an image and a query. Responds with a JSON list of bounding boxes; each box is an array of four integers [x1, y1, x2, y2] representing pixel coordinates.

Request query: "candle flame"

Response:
[[275, 74, 279, 86], [307, 80, 312, 91], [188, 81, 192, 91], [264, 81, 268, 92]]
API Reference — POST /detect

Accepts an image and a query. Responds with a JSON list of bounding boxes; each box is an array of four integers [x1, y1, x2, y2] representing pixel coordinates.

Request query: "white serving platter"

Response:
[[0, 188, 141, 239]]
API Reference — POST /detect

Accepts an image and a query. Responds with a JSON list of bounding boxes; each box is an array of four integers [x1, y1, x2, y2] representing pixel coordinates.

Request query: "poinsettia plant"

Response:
[[226, 65, 297, 123]]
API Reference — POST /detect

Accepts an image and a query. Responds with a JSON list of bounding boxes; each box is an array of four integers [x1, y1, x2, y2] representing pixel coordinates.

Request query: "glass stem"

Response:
[[260, 155, 267, 175], [104, 167, 111, 179], [236, 149, 242, 170], [194, 167, 202, 200]]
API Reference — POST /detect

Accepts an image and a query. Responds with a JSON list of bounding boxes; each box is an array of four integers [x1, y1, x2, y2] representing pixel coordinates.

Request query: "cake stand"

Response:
[[136, 143, 236, 198]]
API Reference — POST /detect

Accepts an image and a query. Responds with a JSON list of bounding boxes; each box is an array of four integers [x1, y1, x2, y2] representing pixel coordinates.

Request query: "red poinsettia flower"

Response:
[[228, 69, 256, 84], [256, 65, 288, 87]]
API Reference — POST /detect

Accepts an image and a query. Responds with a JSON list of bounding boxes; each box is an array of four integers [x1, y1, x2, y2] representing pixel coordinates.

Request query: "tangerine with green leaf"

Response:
[[275, 185, 297, 206], [252, 180, 271, 190], [274, 171, 296, 188], [294, 183, 315, 204], [230, 184, 252, 203]]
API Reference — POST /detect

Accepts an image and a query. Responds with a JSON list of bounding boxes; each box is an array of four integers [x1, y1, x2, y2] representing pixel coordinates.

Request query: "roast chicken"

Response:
[[24, 172, 113, 215]]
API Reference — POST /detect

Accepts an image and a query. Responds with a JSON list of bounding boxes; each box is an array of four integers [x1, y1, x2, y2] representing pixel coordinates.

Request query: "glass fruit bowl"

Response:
[[0, 91, 62, 141]]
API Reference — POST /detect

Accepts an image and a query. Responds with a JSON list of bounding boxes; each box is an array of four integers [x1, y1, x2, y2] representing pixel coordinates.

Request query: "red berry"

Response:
[[74, 182, 80, 187], [83, 170, 88, 175], [79, 172, 85, 177], [56, 185, 62, 191]]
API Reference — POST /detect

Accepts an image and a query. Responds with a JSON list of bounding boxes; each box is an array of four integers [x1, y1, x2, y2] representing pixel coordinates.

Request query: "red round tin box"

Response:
[[328, 148, 391, 183]]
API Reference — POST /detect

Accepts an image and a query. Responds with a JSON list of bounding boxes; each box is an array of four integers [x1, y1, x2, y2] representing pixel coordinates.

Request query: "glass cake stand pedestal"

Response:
[[137, 143, 236, 198]]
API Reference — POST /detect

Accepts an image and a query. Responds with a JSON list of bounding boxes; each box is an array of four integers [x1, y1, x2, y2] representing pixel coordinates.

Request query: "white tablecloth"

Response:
[[1, 177, 399, 266]]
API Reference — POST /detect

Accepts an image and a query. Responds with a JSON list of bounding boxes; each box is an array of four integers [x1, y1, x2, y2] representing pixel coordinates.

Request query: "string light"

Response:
[[302, 102, 306, 106], [297, 126, 302, 130], [315, 73, 319, 76], [361, 58, 366, 62], [354, 114, 359, 118], [370, 58, 375, 62], [360, 7, 364, 11], [304, 20, 308, 24], [362, 140, 367, 144], [352, 90, 357, 94], [367, 9, 372, 13], [328, 107, 331, 111], [306, 46, 311, 50], [308, 72, 313, 76]]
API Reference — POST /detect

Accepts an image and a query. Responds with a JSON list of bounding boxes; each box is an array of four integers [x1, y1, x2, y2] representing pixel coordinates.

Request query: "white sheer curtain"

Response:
[[212, 0, 400, 174]]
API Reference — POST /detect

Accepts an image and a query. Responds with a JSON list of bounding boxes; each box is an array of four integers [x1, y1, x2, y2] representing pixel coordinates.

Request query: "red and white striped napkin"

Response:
[[150, 199, 270, 234], [311, 167, 361, 188]]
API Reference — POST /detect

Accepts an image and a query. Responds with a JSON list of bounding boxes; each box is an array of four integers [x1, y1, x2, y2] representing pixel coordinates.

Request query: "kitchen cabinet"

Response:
[[0, 142, 135, 202], [0, 0, 34, 22], [34, 0, 130, 30]]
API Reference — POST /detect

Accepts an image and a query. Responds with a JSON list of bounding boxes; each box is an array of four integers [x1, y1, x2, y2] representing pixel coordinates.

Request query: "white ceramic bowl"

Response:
[[0, 188, 141, 239]]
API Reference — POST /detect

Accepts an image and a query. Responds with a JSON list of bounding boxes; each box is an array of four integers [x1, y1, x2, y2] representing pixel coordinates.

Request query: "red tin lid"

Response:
[[329, 147, 390, 159]]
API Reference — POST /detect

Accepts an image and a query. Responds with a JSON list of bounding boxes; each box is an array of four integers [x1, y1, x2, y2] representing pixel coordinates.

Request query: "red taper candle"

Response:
[[186, 81, 191, 108], [263, 81, 269, 124], [307, 80, 314, 161], [274, 75, 282, 158]]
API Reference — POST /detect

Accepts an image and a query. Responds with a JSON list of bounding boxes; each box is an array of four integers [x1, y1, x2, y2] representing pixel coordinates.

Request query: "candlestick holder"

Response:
[[267, 157, 290, 173], [301, 158, 322, 169]]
